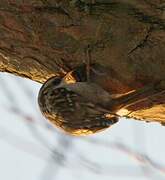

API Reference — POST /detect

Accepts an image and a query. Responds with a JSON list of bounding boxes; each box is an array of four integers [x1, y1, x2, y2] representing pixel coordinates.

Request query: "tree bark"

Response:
[[0, 0, 165, 124]]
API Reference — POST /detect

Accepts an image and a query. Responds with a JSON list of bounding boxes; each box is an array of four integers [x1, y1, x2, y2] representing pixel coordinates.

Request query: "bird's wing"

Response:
[[64, 82, 112, 105]]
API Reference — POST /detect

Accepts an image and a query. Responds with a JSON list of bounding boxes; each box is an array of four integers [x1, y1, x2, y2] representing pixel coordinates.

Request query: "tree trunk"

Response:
[[0, 0, 165, 124]]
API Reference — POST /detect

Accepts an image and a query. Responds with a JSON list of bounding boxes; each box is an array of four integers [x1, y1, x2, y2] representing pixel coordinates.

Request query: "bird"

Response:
[[38, 58, 165, 136], [38, 67, 119, 136]]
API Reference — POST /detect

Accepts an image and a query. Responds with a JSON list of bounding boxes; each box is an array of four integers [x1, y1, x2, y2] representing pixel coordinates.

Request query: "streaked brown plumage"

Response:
[[38, 74, 118, 135]]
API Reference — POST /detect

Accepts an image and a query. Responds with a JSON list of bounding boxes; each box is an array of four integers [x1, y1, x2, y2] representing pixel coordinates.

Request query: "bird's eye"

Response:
[[52, 77, 62, 86], [42, 77, 62, 89]]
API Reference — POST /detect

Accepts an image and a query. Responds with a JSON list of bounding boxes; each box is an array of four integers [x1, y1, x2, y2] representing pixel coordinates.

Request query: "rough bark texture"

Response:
[[0, 0, 165, 124]]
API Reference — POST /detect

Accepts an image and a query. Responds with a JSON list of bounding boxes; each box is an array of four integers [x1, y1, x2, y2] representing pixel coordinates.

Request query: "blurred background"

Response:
[[0, 72, 165, 180]]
